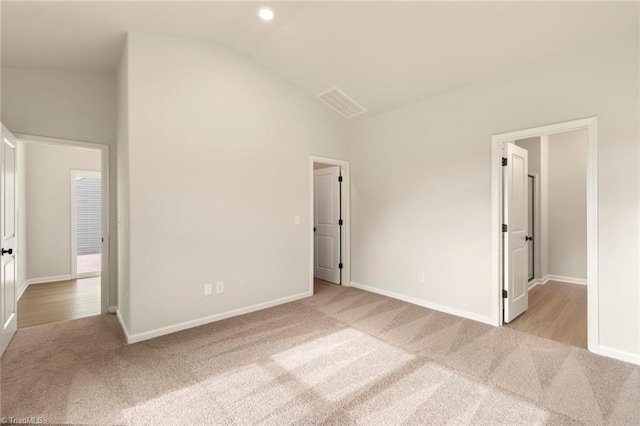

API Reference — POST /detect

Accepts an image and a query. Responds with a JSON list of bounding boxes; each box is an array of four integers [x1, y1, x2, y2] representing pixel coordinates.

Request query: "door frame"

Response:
[[309, 156, 350, 293], [16, 133, 110, 314], [527, 173, 536, 283], [70, 170, 102, 280], [491, 117, 598, 352]]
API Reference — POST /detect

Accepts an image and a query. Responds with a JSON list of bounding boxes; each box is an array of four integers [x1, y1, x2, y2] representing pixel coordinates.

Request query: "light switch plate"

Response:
[[204, 283, 213, 296]]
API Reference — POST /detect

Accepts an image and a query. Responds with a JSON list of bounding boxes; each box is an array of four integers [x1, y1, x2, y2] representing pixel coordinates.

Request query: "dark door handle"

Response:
[[525, 236, 533, 241], [313, 227, 316, 232], [2, 248, 13, 255]]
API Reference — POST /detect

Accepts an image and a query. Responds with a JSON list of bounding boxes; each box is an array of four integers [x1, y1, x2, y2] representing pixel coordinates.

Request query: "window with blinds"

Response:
[[76, 177, 102, 256]]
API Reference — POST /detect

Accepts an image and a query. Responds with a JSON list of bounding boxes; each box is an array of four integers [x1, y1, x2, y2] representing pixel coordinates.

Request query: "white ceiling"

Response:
[[2, 1, 637, 116]]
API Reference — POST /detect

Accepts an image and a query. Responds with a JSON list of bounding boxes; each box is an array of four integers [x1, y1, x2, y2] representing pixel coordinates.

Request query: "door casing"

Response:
[[491, 117, 598, 353]]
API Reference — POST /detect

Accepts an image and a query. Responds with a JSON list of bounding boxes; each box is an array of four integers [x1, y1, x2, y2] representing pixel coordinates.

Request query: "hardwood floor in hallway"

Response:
[[506, 280, 587, 348], [17, 277, 101, 328]]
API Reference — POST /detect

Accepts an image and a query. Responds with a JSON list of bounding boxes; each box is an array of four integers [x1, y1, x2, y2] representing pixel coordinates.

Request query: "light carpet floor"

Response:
[[1, 281, 638, 425]]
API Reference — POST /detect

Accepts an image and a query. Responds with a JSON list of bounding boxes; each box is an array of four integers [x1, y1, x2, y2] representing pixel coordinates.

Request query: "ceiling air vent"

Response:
[[316, 87, 367, 118]]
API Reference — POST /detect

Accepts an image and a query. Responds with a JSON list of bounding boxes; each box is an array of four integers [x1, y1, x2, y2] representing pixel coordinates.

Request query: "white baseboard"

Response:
[[541, 274, 587, 286], [115, 309, 131, 341], [25, 275, 73, 286], [77, 272, 101, 279], [527, 275, 587, 290], [527, 278, 543, 290], [595, 344, 640, 366], [118, 291, 313, 344], [17, 283, 29, 301], [350, 282, 496, 326]]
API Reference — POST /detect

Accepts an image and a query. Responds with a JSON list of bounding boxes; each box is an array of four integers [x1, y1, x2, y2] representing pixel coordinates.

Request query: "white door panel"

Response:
[[503, 143, 529, 323], [1, 124, 18, 355], [314, 166, 341, 284]]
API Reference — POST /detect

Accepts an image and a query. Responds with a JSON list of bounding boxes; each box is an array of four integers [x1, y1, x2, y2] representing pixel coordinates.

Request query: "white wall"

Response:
[[548, 129, 588, 280], [24, 143, 101, 283], [1, 67, 118, 306], [348, 36, 639, 358], [515, 137, 543, 281], [120, 32, 348, 336]]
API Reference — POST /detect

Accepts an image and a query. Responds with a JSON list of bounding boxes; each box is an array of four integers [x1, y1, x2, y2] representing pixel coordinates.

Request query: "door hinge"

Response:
[[502, 157, 508, 166], [338, 175, 343, 182], [338, 263, 343, 269], [502, 224, 508, 232], [502, 289, 508, 298], [338, 219, 343, 226]]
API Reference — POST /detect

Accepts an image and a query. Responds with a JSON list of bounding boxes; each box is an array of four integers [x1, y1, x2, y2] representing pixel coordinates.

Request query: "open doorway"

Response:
[[492, 118, 597, 352], [310, 156, 350, 295], [16, 138, 109, 329]]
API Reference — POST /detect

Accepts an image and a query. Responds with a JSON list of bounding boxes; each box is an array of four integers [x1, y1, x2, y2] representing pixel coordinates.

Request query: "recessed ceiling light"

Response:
[[258, 7, 274, 21]]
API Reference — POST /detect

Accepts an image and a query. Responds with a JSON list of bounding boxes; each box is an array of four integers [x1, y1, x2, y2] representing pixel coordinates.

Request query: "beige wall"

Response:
[[23, 143, 101, 285], [348, 36, 639, 357], [548, 129, 588, 280], [1, 67, 118, 307], [120, 32, 348, 336]]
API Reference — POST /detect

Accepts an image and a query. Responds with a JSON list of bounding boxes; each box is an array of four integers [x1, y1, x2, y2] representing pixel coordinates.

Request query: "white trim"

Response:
[[540, 136, 549, 280], [76, 271, 101, 279], [16, 133, 111, 315], [309, 156, 351, 292], [70, 170, 101, 280], [115, 309, 131, 342], [526, 172, 541, 281], [596, 345, 640, 366], [120, 291, 312, 344], [543, 274, 587, 286], [491, 117, 599, 351], [350, 281, 495, 326], [527, 278, 543, 291], [24, 275, 73, 286], [17, 283, 29, 301]]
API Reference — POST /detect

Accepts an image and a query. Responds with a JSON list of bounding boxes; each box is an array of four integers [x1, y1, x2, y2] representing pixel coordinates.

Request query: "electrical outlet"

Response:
[[418, 273, 425, 283], [294, 215, 300, 225], [216, 282, 224, 294], [204, 283, 213, 296]]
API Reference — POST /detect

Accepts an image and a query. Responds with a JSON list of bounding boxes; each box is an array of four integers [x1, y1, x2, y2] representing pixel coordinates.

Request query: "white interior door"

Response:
[[503, 143, 529, 323], [314, 166, 341, 284], [0, 125, 18, 355]]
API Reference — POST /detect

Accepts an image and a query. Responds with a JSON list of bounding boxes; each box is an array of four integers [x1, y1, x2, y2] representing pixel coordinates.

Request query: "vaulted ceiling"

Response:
[[2, 1, 637, 116]]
